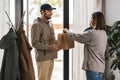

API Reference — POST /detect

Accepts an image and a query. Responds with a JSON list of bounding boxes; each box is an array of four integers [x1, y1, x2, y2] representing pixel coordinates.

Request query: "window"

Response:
[[23, 0, 64, 80]]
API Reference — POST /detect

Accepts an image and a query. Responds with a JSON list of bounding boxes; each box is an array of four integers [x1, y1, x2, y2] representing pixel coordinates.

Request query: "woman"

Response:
[[64, 12, 107, 80]]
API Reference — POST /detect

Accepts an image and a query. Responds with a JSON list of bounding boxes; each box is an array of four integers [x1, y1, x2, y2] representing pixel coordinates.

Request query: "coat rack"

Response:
[[5, 11, 26, 32]]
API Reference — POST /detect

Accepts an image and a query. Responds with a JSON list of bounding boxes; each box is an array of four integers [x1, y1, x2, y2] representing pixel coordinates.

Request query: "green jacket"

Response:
[[0, 28, 20, 80]]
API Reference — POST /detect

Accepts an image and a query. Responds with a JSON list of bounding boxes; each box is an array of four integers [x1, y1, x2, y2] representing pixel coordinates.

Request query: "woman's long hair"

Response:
[[92, 12, 106, 30]]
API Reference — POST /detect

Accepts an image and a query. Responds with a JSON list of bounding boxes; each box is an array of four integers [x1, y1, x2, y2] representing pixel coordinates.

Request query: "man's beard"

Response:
[[44, 13, 52, 19]]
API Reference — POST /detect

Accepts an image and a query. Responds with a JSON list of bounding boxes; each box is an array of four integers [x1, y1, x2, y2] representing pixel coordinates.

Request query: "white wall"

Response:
[[0, 0, 10, 69], [105, 0, 120, 80], [105, 0, 120, 25]]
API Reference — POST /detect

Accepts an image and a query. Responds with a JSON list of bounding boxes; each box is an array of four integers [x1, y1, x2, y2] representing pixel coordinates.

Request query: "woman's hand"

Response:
[[63, 28, 73, 36], [63, 28, 69, 34]]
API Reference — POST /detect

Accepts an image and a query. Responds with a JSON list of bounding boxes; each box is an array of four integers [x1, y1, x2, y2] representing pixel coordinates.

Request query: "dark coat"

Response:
[[0, 28, 20, 80], [17, 27, 35, 80]]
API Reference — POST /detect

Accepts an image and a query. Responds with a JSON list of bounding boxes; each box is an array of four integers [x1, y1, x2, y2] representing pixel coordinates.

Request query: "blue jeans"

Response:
[[86, 70, 103, 80]]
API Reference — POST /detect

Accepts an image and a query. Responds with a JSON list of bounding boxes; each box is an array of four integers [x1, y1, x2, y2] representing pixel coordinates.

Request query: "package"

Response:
[[57, 33, 74, 50]]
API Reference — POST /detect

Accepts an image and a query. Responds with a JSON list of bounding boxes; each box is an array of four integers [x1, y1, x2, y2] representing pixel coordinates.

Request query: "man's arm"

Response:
[[31, 23, 60, 51]]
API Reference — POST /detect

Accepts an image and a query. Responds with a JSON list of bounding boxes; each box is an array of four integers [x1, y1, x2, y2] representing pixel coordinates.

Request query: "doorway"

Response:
[[22, 0, 73, 80]]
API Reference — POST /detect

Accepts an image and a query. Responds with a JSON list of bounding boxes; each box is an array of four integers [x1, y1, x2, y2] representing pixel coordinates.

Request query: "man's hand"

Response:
[[50, 44, 62, 51]]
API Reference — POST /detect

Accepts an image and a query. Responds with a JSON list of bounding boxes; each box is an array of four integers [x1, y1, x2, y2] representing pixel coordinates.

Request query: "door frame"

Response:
[[15, 0, 70, 80]]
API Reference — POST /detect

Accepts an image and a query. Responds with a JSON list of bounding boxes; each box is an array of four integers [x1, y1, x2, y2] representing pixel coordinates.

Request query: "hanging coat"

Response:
[[0, 28, 20, 80], [16, 26, 35, 80]]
